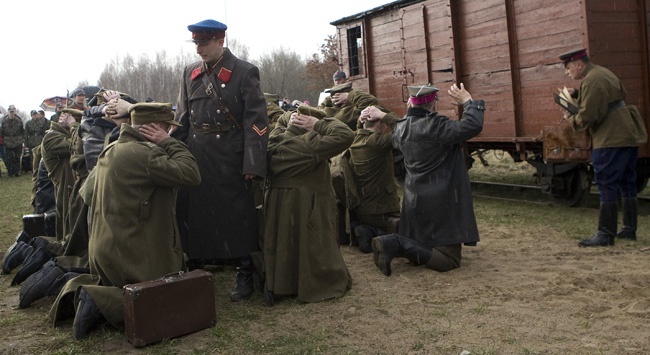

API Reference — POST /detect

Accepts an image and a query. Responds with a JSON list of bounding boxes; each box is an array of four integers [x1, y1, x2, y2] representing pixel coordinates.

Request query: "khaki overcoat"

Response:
[[264, 117, 354, 302]]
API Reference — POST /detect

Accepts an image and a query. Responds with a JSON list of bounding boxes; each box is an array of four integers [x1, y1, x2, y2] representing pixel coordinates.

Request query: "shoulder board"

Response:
[[322, 117, 335, 122], [144, 142, 157, 148]]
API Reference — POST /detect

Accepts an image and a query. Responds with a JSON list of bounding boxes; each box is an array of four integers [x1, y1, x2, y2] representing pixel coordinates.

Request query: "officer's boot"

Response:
[[371, 234, 403, 276], [229, 256, 254, 302], [617, 197, 638, 240], [578, 202, 618, 247], [353, 224, 374, 254], [398, 236, 433, 267]]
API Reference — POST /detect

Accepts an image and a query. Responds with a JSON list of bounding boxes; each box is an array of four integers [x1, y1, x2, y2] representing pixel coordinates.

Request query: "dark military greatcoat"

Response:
[[172, 48, 269, 260], [392, 102, 485, 247]]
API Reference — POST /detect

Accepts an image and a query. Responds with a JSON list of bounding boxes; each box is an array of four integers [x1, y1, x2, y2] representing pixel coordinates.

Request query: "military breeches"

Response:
[[5, 146, 21, 176], [426, 244, 462, 272]]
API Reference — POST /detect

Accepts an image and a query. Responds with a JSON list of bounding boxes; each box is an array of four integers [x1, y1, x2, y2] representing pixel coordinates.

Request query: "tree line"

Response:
[[95, 36, 340, 107]]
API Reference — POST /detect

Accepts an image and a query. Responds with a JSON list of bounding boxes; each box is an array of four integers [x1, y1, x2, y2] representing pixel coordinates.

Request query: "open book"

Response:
[[553, 86, 579, 114]]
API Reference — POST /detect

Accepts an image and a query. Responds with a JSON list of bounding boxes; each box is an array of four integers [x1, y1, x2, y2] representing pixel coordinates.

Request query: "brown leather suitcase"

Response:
[[22, 213, 45, 238], [122, 269, 216, 347]]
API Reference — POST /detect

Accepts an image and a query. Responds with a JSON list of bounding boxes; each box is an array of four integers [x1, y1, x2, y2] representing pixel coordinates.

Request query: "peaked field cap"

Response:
[[188, 19, 227, 41], [297, 105, 327, 119], [8, 105, 16, 111], [407, 84, 440, 105], [328, 82, 353, 94], [30, 110, 38, 115], [70, 88, 85, 97], [129, 102, 182, 127], [559, 48, 588, 65], [333, 70, 347, 80], [62, 108, 84, 119]]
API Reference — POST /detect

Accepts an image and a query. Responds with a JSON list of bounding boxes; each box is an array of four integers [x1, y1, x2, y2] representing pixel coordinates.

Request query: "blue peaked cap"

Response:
[[187, 19, 227, 33]]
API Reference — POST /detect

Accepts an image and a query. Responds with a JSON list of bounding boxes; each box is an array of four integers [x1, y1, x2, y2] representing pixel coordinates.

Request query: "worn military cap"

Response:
[[327, 82, 353, 94], [559, 48, 588, 65], [188, 19, 227, 43], [70, 88, 85, 98], [30, 110, 38, 116], [55, 102, 63, 108], [333, 70, 347, 80], [8, 105, 16, 111], [62, 108, 84, 121], [296, 105, 327, 120], [407, 84, 440, 105], [129, 102, 182, 127]]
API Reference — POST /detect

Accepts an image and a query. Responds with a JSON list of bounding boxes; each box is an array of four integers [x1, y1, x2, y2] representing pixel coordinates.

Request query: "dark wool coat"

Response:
[[172, 48, 269, 260], [392, 101, 485, 247], [264, 118, 353, 302]]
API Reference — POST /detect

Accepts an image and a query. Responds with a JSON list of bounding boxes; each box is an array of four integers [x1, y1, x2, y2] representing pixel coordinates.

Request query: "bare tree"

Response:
[[305, 35, 340, 92], [98, 51, 195, 104], [257, 48, 321, 104]]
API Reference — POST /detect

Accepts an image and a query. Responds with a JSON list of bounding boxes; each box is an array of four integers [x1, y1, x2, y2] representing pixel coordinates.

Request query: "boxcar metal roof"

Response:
[[330, 0, 426, 25]]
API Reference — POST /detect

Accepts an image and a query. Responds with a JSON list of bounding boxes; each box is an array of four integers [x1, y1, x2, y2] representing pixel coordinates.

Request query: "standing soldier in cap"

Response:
[[558, 48, 647, 247], [370, 83, 485, 276], [25, 109, 50, 162], [69, 88, 88, 111], [0, 105, 25, 177], [172, 19, 269, 302], [50, 103, 64, 122]]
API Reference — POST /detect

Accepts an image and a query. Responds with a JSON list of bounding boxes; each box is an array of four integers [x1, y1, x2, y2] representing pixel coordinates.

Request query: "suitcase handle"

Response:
[[161, 271, 185, 282]]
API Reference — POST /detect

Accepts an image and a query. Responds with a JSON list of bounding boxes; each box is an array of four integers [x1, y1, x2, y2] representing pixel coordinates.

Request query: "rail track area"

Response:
[[470, 180, 650, 209]]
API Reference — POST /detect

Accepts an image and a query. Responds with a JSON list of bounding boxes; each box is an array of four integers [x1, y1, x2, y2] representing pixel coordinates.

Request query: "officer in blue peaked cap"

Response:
[[187, 19, 228, 44]]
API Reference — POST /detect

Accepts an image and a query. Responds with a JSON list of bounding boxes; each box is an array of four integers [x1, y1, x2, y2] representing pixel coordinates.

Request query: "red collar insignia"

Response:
[[190, 67, 203, 81], [218, 67, 232, 83]]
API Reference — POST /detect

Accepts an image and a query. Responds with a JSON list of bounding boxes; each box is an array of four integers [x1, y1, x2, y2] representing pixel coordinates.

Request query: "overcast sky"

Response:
[[0, 0, 389, 115]]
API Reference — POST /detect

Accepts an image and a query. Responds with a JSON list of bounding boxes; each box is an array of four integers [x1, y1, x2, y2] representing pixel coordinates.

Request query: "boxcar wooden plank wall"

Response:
[[455, 0, 517, 139], [513, 0, 584, 139]]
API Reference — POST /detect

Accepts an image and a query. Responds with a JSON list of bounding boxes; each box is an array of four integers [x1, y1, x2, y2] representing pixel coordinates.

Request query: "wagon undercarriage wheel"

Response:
[[549, 167, 590, 207]]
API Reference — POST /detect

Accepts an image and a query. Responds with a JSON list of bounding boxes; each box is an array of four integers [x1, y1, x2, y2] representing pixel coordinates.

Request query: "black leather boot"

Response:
[[371, 234, 403, 276], [2, 241, 33, 274], [353, 225, 374, 254], [73, 288, 105, 340], [19, 260, 64, 308], [579, 202, 618, 247], [398, 236, 433, 266], [12, 247, 53, 285], [617, 197, 637, 240], [229, 256, 254, 302]]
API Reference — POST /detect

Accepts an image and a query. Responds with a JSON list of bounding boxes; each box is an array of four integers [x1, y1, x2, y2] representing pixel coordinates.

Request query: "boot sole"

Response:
[[371, 237, 391, 277]]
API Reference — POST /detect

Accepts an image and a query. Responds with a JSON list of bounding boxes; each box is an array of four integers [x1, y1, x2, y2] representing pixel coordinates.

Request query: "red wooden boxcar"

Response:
[[331, 0, 650, 205]]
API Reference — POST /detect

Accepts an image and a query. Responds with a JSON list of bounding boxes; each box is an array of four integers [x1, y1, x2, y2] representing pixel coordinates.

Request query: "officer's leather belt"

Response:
[[193, 122, 235, 133], [608, 100, 626, 114]]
